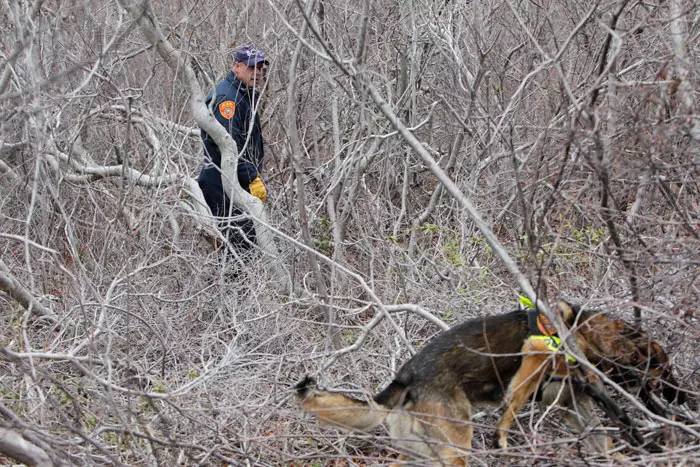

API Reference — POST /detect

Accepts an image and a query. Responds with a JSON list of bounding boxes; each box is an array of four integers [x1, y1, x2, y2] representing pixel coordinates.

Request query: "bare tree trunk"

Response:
[[285, 0, 339, 347], [668, 0, 699, 142]]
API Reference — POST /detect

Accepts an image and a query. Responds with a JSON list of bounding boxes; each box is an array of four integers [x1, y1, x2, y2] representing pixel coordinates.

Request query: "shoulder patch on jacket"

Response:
[[219, 100, 236, 119]]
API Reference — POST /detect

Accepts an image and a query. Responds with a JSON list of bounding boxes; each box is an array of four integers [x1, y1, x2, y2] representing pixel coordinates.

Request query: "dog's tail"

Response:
[[295, 376, 403, 432]]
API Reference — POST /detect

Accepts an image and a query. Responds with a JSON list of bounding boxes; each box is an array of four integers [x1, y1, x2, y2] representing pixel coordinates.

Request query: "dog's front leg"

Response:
[[495, 338, 568, 449]]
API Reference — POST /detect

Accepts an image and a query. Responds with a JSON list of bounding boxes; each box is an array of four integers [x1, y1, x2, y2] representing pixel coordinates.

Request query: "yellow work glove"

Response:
[[249, 176, 267, 202]]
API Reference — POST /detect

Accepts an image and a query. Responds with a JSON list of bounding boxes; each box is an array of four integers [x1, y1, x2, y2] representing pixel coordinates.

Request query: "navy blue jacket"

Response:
[[198, 72, 264, 195]]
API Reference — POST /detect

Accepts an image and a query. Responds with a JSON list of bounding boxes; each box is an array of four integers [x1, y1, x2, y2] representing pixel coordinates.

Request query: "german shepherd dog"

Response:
[[296, 301, 687, 465]]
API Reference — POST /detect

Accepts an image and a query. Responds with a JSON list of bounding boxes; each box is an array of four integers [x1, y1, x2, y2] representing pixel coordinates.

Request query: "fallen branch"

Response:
[[0, 427, 54, 467], [0, 260, 57, 323]]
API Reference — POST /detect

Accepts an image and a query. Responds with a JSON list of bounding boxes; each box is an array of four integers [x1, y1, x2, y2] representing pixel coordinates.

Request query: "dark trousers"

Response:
[[199, 181, 256, 255]]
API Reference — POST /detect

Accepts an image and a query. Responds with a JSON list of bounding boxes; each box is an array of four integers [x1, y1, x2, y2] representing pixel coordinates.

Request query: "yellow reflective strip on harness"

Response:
[[529, 335, 577, 363], [519, 295, 535, 309]]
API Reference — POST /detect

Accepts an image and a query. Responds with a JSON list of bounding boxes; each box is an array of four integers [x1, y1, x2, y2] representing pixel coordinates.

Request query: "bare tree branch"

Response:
[[0, 427, 54, 467], [0, 260, 57, 322]]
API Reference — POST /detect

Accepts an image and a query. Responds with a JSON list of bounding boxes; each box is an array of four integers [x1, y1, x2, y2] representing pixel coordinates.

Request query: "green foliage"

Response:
[[314, 216, 333, 256], [53, 387, 74, 407], [571, 225, 606, 245], [518, 223, 607, 267], [83, 414, 98, 431], [417, 223, 476, 267], [342, 329, 357, 343], [0, 386, 21, 412], [546, 224, 607, 263], [103, 431, 119, 447], [419, 223, 439, 234], [443, 240, 466, 267], [516, 246, 529, 263], [11, 313, 22, 329], [471, 234, 492, 255], [137, 397, 155, 415], [153, 379, 167, 394]]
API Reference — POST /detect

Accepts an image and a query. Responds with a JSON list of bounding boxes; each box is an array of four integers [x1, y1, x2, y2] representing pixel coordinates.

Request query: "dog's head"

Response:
[[643, 341, 688, 406], [558, 302, 688, 408], [609, 326, 689, 407]]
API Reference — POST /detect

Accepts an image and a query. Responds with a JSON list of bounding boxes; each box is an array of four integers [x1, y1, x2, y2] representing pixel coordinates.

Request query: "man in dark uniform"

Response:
[[198, 45, 268, 261]]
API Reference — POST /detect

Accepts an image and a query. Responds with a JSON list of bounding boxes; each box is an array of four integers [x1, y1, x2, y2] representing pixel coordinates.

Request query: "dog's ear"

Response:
[[554, 300, 578, 324]]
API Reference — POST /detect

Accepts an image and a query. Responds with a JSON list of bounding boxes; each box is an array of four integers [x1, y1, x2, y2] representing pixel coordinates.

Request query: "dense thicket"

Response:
[[1, 0, 697, 465]]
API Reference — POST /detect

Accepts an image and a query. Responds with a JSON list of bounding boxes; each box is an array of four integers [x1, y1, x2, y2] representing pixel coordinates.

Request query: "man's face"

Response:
[[233, 61, 266, 89]]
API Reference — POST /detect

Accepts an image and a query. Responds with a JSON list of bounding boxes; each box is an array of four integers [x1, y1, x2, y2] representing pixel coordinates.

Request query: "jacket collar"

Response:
[[225, 71, 258, 96]]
